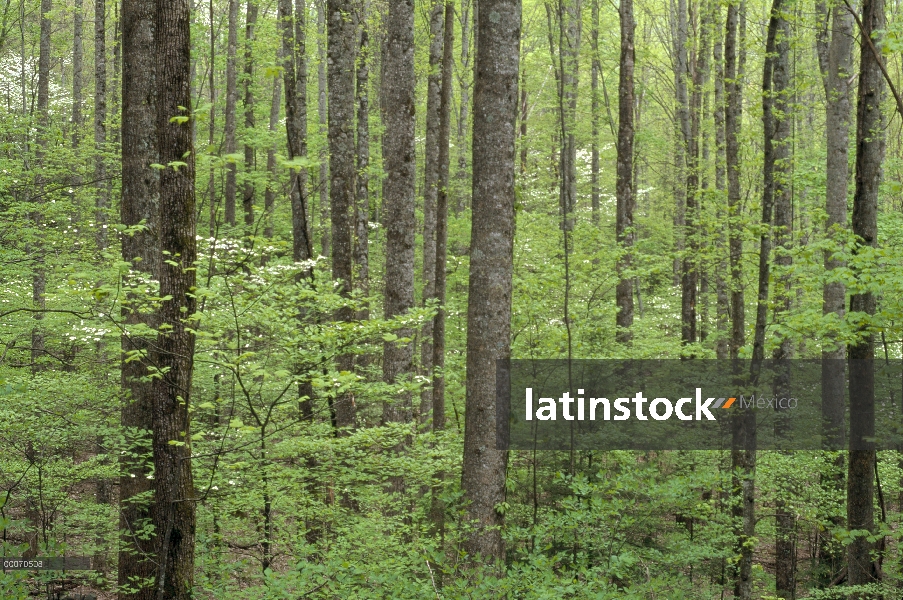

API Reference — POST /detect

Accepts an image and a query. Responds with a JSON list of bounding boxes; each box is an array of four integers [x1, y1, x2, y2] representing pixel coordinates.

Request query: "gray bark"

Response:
[[318, 2, 330, 257], [264, 69, 281, 238], [725, 0, 744, 360], [328, 0, 357, 429], [354, 9, 370, 320], [151, 0, 197, 596], [243, 0, 259, 229], [224, 0, 238, 226], [590, 0, 599, 225], [420, 0, 444, 424], [847, 0, 884, 591], [713, 3, 728, 360], [615, 0, 634, 343], [95, 0, 108, 249], [461, 0, 520, 564], [118, 0, 158, 595], [72, 0, 84, 148], [381, 0, 416, 427]]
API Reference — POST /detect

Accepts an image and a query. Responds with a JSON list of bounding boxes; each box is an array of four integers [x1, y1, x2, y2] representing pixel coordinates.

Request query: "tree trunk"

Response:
[[615, 0, 634, 344], [430, 0, 454, 558], [713, 2, 729, 360], [847, 0, 884, 592], [354, 9, 370, 320], [381, 0, 416, 429], [420, 0, 444, 424], [280, 0, 313, 262], [725, 0, 744, 361], [151, 1, 197, 597], [328, 0, 357, 429], [455, 0, 472, 208], [31, 0, 51, 372], [224, 0, 238, 226], [208, 0, 217, 236], [318, 2, 330, 257], [119, 1, 158, 597], [95, 0, 108, 250], [264, 68, 281, 239], [590, 0, 600, 225], [243, 0, 259, 230], [815, 0, 852, 583], [461, 0, 520, 565], [72, 0, 84, 149]]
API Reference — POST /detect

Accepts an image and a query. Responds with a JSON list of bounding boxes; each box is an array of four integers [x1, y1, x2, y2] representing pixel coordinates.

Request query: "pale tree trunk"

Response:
[[318, 2, 330, 257], [847, 0, 884, 591], [243, 0, 259, 230], [455, 0, 472, 209], [151, 1, 197, 597], [590, 0, 600, 225], [354, 5, 370, 320], [224, 0, 238, 226], [429, 0, 454, 567], [208, 0, 216, 236], [328, 0, 357, 429], [461, 0, 520, 565], [72, 0, 84, 149], [31, 0, 51, 371], [119, 0, 158, 596], [95, 0, 108, 249], [615, 0, 634, 344], [280, 0, 313, 262], [713, 2, 728, 360], [381, 0, 416, 430], [420, 0, 444, 424], [815, 0, 851, 583], [264, 69, 281, 238]]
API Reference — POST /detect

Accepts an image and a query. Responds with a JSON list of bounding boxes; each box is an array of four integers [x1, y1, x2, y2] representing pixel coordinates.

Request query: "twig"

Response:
[[425, 559, 441, 599]]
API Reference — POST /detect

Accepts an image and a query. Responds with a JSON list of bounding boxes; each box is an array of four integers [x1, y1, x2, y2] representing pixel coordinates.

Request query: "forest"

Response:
[[0, 0, 903, 597]]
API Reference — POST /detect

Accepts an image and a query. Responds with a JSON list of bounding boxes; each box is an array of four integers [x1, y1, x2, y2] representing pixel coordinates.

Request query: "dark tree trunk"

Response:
[[151, 1, 197, 597], [280, 0, 313, 262], [455, 0, 472, 206], [328, 0, 357, 429], [243, 0, 259, 230], [725, 0, 744, 360], [815, 0, 852, 582], [354, 9, 370, 320], [461, 0, 520, 565], [119, 1, 158, 597], [95, 0, 108, 250], [208, 0, 217, 236], [847, 0, 884, 592], [224, 0, 238, 226], [615, 0, 634, 343], [713, 2, 729, 360], [381, 0, 416, 428], [672, 0, 689, 291]]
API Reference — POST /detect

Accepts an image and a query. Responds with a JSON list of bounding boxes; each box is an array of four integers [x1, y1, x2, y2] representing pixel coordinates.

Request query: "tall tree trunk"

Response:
[[151, 1, 197, 597], [461, 0, 520, 565], [615, 0, 634, 344], [815, 0, 852, 583], [553, 0, 580, 231], [420, 0, 444, 424], [590, 0, 600, 225], [671, 0, 689, 290], [72, 0, 84, 149], [31, 0, 51, 372], [328, 0, 357, 429], [354, 7, 370, 320], [763, 3, 793, 596], [224, 0, 238, 226], [847, 0, 884, 592], [725, 0, 744, 361], [208, 0, 217, 236], [119, 1, 158, 597], [381, 0, 416, 429], [95, 0, 108, 249], [280, 0, 312, 262], [318, 2, 330, 257], [713, 2, 729, 360], [264, 68, 281, 238], [243, 0, 259, 230], [429, 0, 454, 562], [455, 0, 472, 207]]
